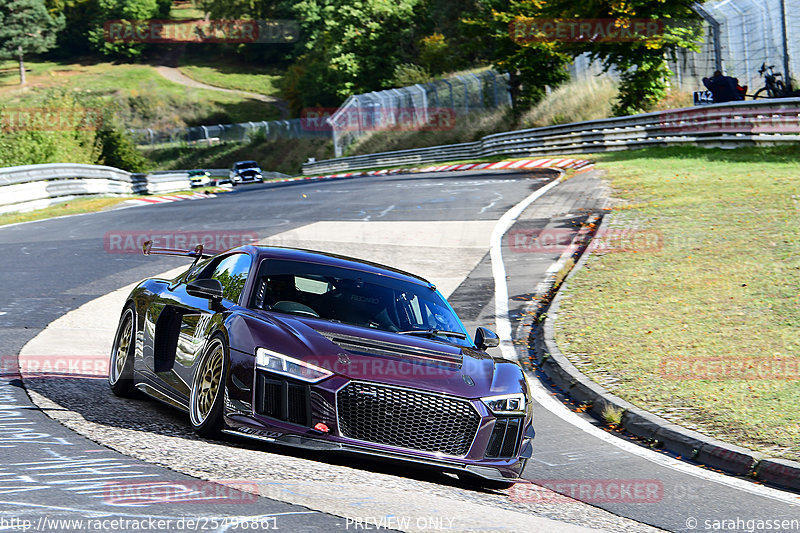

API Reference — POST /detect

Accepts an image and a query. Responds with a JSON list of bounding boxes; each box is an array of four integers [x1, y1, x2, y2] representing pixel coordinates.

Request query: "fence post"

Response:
[[693, 2, 723, 73], [413, 83, 429, 129], [442, 78, 454, 111], [455, 75, 468, 113], [469, 73, 484, 109]]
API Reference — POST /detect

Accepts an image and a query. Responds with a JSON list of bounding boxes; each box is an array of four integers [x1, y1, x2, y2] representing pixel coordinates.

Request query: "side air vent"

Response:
[[255, 372, 311, 426]]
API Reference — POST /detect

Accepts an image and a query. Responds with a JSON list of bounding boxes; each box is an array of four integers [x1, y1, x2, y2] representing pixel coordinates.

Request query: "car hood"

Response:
[[241, 310, 526, 398]]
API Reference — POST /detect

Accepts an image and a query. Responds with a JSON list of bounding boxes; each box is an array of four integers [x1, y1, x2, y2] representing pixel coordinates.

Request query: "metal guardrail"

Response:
[[302, 99, 800, 174], [0, 164, 293, 215], [0, 164, 215, 214]]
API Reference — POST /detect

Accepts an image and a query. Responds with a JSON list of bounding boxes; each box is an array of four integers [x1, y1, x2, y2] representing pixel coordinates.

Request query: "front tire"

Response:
[[190, 336, 228, 437], [753, 87, 768, 99], [109, 305, 136, 397]]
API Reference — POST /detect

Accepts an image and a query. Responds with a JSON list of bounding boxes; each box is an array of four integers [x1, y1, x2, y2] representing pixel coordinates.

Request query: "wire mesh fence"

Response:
[[570, 0, 799, 95], [130, 118, 331, 147], [326, 70, 511, 156], [130, 70, 510, 154]]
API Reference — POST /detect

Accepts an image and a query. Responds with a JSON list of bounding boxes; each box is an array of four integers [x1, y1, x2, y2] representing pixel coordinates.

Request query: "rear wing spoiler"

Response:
[[142, 240, 213, 260]]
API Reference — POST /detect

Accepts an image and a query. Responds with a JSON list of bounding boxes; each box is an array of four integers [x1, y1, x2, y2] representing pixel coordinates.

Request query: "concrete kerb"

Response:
[[525, 207, 800, 493]]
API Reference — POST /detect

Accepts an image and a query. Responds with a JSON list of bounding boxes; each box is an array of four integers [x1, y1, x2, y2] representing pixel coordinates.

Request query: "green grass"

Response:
[[0, 59, 275, 129], [170, 0, 206, 19], [0, 186, 222, 227], [179, 54, 285, 98], [554, 145, 800, 460], [0, 197, 131, 226], [520, 75, 618, 127]]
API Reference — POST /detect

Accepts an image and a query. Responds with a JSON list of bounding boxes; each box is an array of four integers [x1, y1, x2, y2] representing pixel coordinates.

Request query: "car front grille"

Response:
[[336, 381, 480, 457]]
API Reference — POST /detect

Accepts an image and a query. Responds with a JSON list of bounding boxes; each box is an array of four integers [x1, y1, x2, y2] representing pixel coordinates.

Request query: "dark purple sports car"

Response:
[[109, 243, 534, 487]]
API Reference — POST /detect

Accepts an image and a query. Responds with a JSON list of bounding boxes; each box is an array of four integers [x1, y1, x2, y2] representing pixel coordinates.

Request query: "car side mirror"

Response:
[[187, 278, 224, 302], [475, 327, 499, 351]]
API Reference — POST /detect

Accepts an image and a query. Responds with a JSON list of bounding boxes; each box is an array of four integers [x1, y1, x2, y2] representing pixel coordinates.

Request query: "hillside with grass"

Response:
[[0, 0, 707, 174]]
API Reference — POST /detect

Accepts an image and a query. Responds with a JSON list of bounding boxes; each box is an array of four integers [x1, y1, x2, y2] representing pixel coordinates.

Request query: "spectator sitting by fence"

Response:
[[703, 71, 745, 103]]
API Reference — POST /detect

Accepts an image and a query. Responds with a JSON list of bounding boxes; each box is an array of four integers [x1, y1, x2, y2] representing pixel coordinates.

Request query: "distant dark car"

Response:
[[109, 244, 534, 488], [229, 160, 263, 186]]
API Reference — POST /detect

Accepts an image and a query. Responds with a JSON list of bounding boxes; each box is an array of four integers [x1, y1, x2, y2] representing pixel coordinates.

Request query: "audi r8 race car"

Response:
[[109, 243, 534, 487]]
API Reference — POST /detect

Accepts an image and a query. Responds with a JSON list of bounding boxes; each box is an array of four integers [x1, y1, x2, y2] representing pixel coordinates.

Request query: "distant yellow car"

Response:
[[188, 170, 212, 187]]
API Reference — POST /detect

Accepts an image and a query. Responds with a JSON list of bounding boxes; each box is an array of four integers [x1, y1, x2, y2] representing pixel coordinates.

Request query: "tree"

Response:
[[539, 0, 704, 115], [464, 1, 571, 118], [0, 0, 65, 85], [86, 0, 171, 59], [287, 0, 427, 109], [95, 119, 152, 172]]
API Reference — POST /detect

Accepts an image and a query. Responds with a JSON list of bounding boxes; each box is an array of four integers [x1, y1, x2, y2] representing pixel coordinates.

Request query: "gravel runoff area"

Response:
[[25, 382, 661, 533]]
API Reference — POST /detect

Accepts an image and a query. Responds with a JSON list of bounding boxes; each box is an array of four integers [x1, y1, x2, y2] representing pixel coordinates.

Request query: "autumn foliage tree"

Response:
[[539, 0, 705, 115]]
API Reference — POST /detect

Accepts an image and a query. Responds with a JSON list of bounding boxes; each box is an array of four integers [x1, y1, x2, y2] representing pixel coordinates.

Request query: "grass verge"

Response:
[[178, 52, 285, 98], [554, 145, 800, 460], [0, 59, 275, 129], [0, 187, 220, 227]]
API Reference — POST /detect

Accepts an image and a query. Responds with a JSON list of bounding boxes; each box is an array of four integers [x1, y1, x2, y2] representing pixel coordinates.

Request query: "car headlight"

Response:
[[255, 348, 332, 383], [481, 393, 526, 415]]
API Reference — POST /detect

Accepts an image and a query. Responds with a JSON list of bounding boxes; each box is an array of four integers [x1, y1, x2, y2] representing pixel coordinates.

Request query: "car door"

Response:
[[148, 253, 252, 398]]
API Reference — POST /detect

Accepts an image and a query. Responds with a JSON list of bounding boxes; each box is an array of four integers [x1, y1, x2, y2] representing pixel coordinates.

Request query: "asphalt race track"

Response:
[[2, 170, 799, 532]]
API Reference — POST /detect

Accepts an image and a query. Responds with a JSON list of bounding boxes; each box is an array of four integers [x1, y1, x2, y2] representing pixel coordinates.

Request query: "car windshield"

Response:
[[250, 259, 471, 347], [235, 161, 258, 170]]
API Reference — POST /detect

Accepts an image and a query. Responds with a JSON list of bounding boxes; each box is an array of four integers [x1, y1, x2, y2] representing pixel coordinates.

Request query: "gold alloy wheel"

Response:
[[192, 341, 224, 425], [109, 309, 133, 385]]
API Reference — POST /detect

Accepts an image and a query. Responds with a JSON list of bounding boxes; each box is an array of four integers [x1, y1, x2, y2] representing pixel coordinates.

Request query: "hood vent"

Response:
[[318, 331, 462, 368]]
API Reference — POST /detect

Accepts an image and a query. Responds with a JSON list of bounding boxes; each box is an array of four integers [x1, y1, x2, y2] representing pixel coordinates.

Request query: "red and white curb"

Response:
[[305, 158, 593, 180], [123, 190, 225, 206], [418, 158, 593, 173], [124, 159, 594, 207]]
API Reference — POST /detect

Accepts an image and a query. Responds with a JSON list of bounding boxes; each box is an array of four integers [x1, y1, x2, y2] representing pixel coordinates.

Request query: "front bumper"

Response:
[[222, 421, 533, 481]]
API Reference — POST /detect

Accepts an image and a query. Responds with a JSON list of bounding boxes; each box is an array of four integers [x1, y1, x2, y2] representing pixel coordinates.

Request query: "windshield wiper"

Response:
[[397, 329, 467, 339]]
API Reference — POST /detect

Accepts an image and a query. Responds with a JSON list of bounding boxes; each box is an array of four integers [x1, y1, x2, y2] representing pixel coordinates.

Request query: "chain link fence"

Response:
[[670, 0, 800, 92], [131, 70, 511, 153], [130, 118, 331, 147], [328, 70, 511, 157], [569, 1, 799, 94]]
